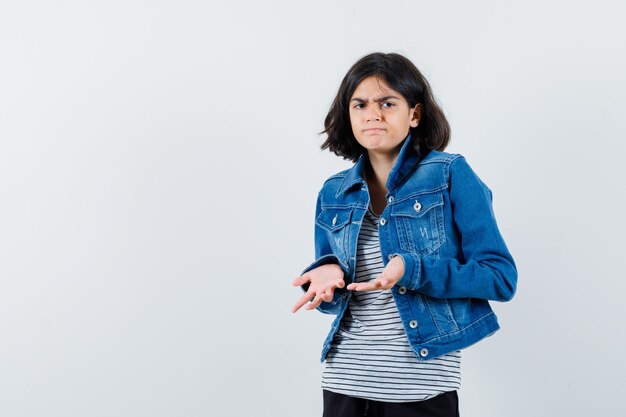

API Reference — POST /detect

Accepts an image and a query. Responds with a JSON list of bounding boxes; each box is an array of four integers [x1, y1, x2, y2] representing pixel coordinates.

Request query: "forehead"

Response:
[[350, 76, 403, 99]]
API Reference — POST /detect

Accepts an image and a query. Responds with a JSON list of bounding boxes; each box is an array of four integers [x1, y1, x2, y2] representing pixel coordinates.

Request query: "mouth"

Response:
[[363, 128, 385, 133]]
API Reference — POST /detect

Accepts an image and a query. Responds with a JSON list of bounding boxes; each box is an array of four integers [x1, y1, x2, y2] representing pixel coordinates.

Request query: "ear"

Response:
[[409, 103, 422, 128]]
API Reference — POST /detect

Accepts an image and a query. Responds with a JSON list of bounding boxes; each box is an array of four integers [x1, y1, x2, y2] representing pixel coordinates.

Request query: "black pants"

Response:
[[322, 390, 459, 417]]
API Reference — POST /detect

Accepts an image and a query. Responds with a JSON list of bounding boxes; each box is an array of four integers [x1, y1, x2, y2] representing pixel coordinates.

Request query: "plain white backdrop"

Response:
[[1, 1, 625, 416]]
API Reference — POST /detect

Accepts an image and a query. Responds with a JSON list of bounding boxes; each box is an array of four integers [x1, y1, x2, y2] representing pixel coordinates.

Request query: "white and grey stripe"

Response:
[[322, 206, 461, 402]]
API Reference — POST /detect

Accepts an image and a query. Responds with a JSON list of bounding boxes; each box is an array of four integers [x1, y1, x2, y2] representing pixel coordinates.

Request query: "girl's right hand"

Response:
[[291, 264, 345, 313]]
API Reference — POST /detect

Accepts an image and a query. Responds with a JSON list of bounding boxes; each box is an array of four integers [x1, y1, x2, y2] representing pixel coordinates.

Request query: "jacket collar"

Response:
[[336, 134, 423, 197]]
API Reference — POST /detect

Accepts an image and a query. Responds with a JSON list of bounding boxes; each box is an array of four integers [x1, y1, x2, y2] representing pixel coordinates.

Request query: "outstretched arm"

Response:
[[394, 156, 517, 301], [348, 156, 517, 302], [293, 192, 350, 314]]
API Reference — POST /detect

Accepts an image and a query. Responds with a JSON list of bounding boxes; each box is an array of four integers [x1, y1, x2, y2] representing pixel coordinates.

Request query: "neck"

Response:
[[366, 149, 399, 192]]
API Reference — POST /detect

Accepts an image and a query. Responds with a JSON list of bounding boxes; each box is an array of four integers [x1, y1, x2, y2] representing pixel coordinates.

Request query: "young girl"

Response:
[[292, 52, 517, 417]]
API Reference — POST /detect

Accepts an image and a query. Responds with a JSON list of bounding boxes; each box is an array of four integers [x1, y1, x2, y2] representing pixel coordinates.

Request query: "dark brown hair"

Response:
[[321, 52, 450, 162]]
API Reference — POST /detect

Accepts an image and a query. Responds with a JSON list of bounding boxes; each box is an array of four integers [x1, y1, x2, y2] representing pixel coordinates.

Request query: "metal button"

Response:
[[388, 196, 394, 203], [420, 348, 429, 357], [398, 286, 407, 295], [380, 218, 387, 226], [409, 320, 418, 328], [413, 201, 422, 212], [332, 214, 337, 226]]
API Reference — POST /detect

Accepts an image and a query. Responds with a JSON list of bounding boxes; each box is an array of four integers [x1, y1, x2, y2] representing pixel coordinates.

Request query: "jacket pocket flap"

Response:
[[392, 192, 443, 218], [316, 208, 353, 232]]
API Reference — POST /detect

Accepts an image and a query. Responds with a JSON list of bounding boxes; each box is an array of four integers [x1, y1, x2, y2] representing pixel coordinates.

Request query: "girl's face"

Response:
[[349, 76, 421, 160]]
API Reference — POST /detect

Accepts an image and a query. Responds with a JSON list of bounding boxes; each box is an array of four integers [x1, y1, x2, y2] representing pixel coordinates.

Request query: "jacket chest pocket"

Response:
[[316, 207, 353, 260], [391, 191, 446, 256]]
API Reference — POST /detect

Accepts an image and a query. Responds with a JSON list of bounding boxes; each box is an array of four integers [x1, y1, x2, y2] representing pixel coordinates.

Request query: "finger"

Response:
[[321, 289, 333, 302], [292, 297, 311, 313], [376, 277, 397, 290], [305, 293, 325, 310], [291, 291, 314, 313], [378, 273, 400, 289], [347, 280, 381, 292], [336, 279, 345, 289], [292, 275, 311, 286]]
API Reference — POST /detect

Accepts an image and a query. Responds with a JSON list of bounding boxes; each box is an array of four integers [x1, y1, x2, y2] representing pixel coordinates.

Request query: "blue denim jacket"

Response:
[[301, 137, 517, 362]]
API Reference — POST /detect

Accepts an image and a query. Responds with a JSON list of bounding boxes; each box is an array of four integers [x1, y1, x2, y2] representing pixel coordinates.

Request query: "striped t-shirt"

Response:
[[321, 206, 461, 402]]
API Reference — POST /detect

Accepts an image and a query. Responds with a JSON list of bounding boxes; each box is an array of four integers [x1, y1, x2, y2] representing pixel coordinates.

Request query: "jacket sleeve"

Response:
[[394, 156, 518, 301], [299, 191, 350, 314]]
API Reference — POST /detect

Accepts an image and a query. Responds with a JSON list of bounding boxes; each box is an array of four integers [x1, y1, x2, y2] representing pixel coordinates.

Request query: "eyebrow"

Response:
[[350, 95, 402, 103]]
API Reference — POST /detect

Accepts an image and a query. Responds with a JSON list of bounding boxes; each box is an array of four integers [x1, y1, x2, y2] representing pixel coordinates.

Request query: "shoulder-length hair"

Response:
[[321, 52, 450, 162]]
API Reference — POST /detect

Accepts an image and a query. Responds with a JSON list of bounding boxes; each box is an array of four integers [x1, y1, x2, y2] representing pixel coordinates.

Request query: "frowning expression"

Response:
[[349, 76, 421, 159]]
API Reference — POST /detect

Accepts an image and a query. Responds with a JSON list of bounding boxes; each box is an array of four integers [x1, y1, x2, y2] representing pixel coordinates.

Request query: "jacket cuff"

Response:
[[301, 254, 349, 277], [393, 251, 421, 291]]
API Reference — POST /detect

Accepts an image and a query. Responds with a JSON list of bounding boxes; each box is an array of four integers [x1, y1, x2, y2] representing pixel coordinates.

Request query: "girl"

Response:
[[292, 52, 517, 417]]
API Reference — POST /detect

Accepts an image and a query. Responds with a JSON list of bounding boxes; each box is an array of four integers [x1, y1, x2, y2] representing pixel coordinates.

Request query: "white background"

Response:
[[1, 1, 625, 416]]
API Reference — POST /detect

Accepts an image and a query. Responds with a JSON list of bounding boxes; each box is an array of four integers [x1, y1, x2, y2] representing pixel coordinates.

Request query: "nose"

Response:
[[365, 105, 382, 122]]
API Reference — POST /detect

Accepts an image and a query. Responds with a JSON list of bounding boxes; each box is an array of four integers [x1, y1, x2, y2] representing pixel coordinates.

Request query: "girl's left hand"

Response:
[[346, 255, 405, 291]]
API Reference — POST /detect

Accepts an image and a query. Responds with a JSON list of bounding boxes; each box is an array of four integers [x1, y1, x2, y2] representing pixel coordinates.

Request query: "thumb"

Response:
[[377, 268, 391, 286], [292, 275, 308, 286]]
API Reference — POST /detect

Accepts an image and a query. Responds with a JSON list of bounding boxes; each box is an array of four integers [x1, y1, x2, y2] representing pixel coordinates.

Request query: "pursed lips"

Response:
[[363, 128, 385, 133]]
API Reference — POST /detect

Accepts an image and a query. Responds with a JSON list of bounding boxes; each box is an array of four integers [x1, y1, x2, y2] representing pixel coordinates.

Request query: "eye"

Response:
[[381, 102, 396, 109], [353, 103, 365, 109]]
